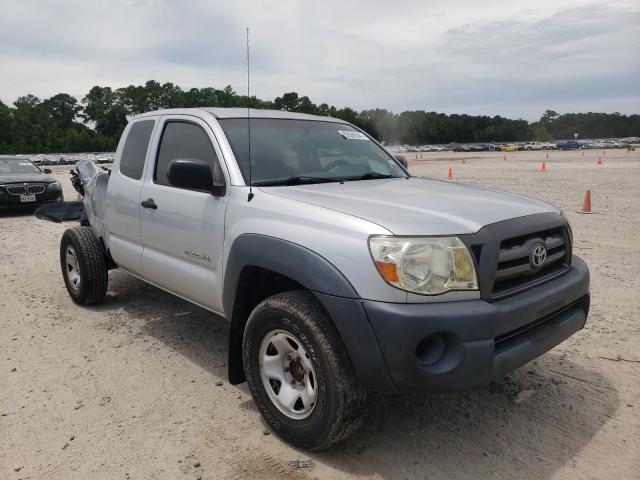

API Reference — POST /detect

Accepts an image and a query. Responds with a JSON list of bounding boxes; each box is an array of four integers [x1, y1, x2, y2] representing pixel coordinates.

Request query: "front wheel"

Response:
[[243, 291, 368, 450]]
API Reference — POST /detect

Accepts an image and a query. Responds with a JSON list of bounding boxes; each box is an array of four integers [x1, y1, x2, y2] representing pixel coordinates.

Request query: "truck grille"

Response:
[[5, 184, 45, 195], [460, 213, 572, 302], [491, 227, 570, 298]]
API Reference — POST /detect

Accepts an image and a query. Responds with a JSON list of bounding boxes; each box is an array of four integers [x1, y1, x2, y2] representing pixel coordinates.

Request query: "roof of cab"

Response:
[[135, 107, 349, 123]]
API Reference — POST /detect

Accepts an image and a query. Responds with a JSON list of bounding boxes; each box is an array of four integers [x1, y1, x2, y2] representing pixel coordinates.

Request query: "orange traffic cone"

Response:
[[579, 190, 592, 214], [597, 157, 603, 165], [447, 167, 453, 179], [461, 158, 465, 164], [540, 161, 546, 171]]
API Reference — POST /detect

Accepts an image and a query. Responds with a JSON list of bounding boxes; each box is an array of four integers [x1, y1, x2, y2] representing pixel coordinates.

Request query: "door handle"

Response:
[[141, 198, 157, 209]]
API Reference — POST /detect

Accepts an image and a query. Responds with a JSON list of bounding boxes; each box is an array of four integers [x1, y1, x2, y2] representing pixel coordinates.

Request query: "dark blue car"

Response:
[[557, 140, 584, 150]]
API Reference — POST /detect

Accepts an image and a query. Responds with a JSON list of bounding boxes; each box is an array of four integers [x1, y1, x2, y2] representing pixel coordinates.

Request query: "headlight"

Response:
[[47, 181, 61, 190], [369, 236, 478, 295]]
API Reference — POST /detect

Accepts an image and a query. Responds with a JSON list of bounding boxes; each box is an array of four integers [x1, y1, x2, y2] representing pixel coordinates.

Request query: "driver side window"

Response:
[[154, 121, 224, 187]]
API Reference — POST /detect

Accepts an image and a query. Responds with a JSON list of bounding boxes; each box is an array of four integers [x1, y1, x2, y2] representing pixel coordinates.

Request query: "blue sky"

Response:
[[1, 0, 638, 121]]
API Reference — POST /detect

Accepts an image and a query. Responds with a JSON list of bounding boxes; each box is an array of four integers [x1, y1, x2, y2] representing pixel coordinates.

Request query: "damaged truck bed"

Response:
[[35, 160, 109, 238]]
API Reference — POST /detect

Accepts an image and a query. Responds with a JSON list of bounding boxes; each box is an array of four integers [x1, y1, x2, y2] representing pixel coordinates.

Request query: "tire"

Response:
[[243, 290, 368, 450], [60, 226, 108, 305]]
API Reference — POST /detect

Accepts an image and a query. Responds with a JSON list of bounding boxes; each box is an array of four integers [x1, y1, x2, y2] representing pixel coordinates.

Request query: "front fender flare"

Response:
[[223, 234, 359, 316], [223, 234, 395, 391]]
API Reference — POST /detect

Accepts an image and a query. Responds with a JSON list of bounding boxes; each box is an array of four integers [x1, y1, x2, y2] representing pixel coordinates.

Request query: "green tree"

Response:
[[82, 86, 128, 139], [1, 81, 638, 155], [532, 126, 553, 141], [0, 100, 13, 152], [41, 93, 82, 128], [273, 92, 300, 111], [540, 110, 559, 128]]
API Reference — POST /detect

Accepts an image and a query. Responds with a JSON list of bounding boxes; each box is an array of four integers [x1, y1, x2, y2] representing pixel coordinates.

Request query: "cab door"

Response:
[[139, 115, 228, 313], [105, 118, 158, 276]]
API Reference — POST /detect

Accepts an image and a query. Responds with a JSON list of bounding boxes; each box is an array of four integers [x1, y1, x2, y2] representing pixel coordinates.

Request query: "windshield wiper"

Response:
[[342, 172, 396, 181], [253, 176, 344, 186]]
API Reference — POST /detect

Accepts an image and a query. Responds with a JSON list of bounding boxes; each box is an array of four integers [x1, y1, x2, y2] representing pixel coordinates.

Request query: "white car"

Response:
[[523, 142, 544, 151]]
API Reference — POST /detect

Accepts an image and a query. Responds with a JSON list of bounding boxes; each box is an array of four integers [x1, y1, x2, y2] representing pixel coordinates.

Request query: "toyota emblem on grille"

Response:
[[530, 244, 547, 269]]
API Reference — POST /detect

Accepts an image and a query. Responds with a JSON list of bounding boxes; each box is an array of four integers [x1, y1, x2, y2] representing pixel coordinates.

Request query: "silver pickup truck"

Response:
[[36, 108, 590, 450]]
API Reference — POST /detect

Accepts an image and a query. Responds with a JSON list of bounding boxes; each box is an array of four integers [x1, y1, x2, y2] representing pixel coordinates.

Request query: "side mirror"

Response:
[[394, 155, 408, 168], [167, 158, 226, 196], [43, 168, 52, 174]]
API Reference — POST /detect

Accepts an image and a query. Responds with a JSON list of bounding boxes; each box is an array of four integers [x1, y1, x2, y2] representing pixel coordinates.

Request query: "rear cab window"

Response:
[[119, 120, 155, 180]]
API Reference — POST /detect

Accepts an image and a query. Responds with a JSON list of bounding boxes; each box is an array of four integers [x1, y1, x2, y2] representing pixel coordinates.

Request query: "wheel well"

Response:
[[227, 266, 305, 384]]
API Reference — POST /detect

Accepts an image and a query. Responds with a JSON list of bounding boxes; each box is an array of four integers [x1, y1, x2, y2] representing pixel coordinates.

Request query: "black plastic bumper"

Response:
[[0, 190, 63, 207], [315, 255, 589, 393]]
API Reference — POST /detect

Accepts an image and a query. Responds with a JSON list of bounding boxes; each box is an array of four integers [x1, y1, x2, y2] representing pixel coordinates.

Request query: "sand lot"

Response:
[[2, 149, 639, 479]]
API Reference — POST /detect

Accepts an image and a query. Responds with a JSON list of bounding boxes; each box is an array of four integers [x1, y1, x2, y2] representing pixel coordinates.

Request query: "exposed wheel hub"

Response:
[[288, 357, 305, 382]]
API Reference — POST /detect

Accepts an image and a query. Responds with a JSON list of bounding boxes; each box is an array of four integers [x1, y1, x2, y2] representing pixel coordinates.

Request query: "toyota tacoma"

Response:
[[36, 108, 590, 450]]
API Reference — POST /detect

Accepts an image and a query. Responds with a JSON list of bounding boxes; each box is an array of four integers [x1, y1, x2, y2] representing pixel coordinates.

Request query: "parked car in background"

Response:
[[601, 140, 623, 149], [422, 145, 446, 152], [523, 142, 544, 151], [500, 144, 518, 152], [452, 145, 471, 152], [0, 156, 64, 208], [557, 140, 584, 150]]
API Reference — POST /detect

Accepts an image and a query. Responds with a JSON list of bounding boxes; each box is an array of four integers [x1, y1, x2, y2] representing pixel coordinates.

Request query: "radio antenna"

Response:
[[246, 27, 254, 202]]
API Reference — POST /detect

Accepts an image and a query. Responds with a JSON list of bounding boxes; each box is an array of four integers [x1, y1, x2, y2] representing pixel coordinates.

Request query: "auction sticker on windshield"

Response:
[[338, 130, 368, 140]]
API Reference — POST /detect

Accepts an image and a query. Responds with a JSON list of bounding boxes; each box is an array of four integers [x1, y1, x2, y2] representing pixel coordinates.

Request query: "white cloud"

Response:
[[0, 0, 638, 120]]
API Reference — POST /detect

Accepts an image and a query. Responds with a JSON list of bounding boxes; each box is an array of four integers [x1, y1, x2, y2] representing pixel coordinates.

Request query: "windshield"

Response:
[[219, 118, 406, 185], [0, 158, 40, 174]]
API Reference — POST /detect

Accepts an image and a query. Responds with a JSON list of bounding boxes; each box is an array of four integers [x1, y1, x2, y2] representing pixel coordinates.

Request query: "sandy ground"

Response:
[[1, 149, 639, 479]]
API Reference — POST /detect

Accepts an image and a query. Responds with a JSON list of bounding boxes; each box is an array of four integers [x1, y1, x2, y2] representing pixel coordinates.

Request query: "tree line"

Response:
[[0, 80, 638, 154]]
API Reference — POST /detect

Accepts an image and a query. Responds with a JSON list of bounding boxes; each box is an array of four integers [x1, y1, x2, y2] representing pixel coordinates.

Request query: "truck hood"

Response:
[[260, 177, 560, 235], [0, 172, 56, 184]]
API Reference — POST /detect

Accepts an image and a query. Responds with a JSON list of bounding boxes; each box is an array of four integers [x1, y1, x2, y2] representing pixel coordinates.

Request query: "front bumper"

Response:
[[364, 255, 589, 392], [0, 189, 63, 207], [315, 255, 589, 393]]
